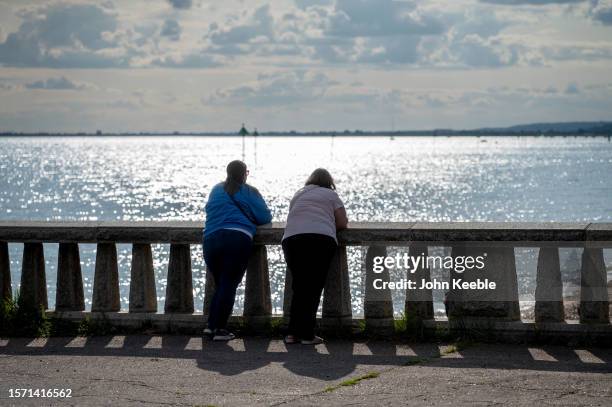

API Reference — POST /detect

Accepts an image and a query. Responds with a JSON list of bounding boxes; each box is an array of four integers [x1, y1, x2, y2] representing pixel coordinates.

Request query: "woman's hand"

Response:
[[334, 207, 348, 230]]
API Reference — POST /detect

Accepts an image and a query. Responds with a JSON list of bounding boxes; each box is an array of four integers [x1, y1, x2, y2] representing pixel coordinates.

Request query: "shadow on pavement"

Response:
[[1, 336, 610, 380]]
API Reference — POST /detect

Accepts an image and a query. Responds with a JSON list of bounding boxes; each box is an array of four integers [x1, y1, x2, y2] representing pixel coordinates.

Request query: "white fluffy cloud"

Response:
[[591, 0, 612, 24], [0, 0, 610, 69], [0, 0, 611, 131], [0, 3, 135, 68]]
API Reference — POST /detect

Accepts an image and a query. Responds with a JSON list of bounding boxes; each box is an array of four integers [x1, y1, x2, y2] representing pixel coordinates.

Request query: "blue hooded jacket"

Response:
[[204, 182, 272, 238]]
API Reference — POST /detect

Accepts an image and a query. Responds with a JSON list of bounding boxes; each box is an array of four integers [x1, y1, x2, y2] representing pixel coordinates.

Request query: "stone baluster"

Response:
[[129, 243, 157, 313], [364, 245, 394, 333], [0, 241, 10, 302], [55, 242, 85, 311], [534, 247, 564, 322], [165, 244, 194, 313], [447, 244, 520, 320], [19, 242, 47, 310], [92, 243, 120, 312], [405, 244, 434, 320], [579, 247, 609, 324], [244, 245, 272, 330], [322, 245, 352, 330]]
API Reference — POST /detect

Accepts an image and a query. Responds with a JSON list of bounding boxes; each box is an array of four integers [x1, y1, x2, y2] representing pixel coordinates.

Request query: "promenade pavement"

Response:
[[1, 336, 611, 406]]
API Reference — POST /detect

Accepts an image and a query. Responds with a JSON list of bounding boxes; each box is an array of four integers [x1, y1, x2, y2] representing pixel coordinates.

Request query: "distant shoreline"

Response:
[[0, 131, 610, 138], [2, 120, 611, 138]]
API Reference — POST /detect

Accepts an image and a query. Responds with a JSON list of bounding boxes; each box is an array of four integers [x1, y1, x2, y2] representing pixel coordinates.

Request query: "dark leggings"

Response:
[[282, 233, 337, 340], [203, 229, 253, 331]]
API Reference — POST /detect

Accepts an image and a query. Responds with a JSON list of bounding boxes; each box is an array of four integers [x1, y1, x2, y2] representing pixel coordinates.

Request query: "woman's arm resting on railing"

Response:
[[246, 188, 273, 225], [334, 207, 348, 230]]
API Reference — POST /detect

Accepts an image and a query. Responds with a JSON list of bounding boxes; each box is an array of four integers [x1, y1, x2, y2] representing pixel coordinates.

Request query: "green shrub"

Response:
[[0, 291, 51, 337]]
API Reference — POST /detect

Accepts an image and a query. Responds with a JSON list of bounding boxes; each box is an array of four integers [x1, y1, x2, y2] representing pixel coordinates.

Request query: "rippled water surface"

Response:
[[1, 136, 611, 314]]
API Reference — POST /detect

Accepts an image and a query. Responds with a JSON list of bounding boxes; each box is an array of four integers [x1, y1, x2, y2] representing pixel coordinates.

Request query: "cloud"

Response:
[[208, 5, 274, 46], [152, 52, 221, 68], [25, 76, 84, 90], [326, 0, 444, 37], [420, 8, 522, 68], [0, 80, 15, 90], [161, 19, 181, 41], [167, 0, 192, 9], [479, 0, 586, 4], [304, 0, 447, 64], [454, 35, 520, 67], [206, 70, 339, 107], [540, 43, 612, 60], [294, 0, 333, 9], [565, 82, 580, 94], [591, 0, 612, 24], [0, 3, 132, 68], [0, 0, 610, 74]]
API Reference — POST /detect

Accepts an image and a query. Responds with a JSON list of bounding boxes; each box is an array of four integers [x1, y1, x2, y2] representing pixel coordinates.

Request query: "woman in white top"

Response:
[[282, 168, 348, 345]]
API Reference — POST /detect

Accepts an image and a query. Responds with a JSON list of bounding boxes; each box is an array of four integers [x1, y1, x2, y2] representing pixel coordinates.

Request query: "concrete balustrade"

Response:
[[165, 244, 194, 313], [129, 243, 157, 313], [91, 243, 120, 312], [405, 244, 434, 321], [55, 242, 84, 311], [447, 245, 520, 321], [19, 242, 47, 310], [534, 247, 564, 322], [322, 245, 352, 330], [244, 245, 272, 329], [364, 245, 394, 333], [0, 221, 610, 341], [0, 241, 10, 302], [579, 247, 610, 324]]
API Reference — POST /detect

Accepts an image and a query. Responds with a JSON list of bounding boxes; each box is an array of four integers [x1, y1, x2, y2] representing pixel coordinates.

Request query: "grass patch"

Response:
[[393, 312, 408, 333], [268, 317, 284, 336], [0, 292, 51, 337], [441, 344, 459, 355], [441, 338, 474, 355], [324, 371, 380, 393], [357, 319, 367, 334], [394, 312, 427, 340], [76, 314, 117, 336], [404, 357, 426, 366]]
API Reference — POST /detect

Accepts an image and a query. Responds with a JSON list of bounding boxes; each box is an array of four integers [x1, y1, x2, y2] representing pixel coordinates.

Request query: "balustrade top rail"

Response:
[[0, 221, 610, 245]]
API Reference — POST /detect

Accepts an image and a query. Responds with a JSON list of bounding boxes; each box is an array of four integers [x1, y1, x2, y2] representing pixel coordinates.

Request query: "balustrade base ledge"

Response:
[[45, 311, 612, 345]]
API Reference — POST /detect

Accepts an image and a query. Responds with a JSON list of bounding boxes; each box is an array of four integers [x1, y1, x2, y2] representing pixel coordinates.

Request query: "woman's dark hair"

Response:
[[224, 160, 247, 196], [305, 168, 336, 190]]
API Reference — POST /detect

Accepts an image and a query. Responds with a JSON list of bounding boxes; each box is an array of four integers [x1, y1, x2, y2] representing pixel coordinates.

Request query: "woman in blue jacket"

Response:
[[203, 160, 272, 341]]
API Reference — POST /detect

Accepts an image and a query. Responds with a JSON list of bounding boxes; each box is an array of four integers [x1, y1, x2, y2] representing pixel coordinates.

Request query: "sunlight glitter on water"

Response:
[[1, 135, 611, 314]]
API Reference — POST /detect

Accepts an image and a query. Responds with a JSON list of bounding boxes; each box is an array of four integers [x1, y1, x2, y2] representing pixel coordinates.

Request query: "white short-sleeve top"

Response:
[[282, 185, 345, 243]]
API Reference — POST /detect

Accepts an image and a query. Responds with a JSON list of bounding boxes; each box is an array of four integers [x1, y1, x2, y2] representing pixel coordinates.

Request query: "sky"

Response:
[[0, 0, 611, 132]]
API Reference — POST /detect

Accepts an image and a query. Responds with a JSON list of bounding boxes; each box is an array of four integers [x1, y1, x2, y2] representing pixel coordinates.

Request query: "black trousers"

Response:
[[203, 229, 253, 330], [282, 233, 337, 340]]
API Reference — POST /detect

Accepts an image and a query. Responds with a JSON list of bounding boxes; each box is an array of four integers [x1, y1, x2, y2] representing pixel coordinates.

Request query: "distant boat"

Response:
[[480, 139, 488, 143], [390, 135, 395, 140]]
